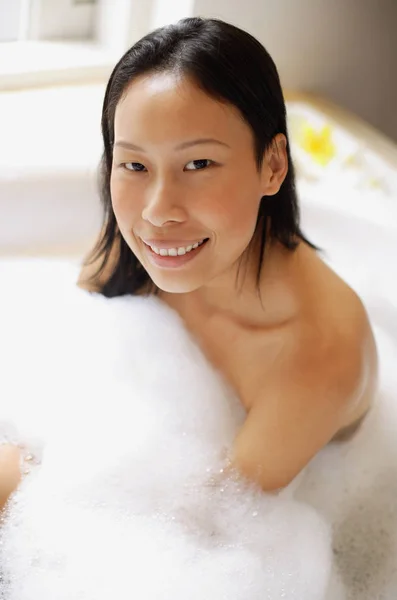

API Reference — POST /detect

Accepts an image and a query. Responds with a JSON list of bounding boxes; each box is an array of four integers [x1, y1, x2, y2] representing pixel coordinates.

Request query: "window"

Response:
[[29, 0, 98, 42], [0, 0, 155, 89], [0, 0, 97, 43], [0, 0, 28, 42], [0, 0, 195, 89]]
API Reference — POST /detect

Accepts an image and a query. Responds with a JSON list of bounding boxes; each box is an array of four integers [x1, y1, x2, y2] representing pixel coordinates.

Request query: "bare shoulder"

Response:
[[0, 444, 22, 513], [213, 245, 379, 491], [229, 289, 378, 491], [296, 254, 379, 432], [328, 289, 379, 433]]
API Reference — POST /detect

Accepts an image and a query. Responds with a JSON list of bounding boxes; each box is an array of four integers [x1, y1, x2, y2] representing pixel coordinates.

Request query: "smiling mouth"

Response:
[[142, 238, 210, 267], [144, 238, 209, 256]]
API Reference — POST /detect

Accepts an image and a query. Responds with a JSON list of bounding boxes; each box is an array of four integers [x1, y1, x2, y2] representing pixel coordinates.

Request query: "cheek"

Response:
[[110, 174, 121, 211], [110, 175, 138, 222], [203, 185, 260, 240]]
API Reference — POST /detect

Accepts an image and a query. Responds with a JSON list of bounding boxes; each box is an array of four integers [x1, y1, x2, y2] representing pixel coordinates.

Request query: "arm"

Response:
[[227, 334, 367, 493], [0, 444, 23, 514]]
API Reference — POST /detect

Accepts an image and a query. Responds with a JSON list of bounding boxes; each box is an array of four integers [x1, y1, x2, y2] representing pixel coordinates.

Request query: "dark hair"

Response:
[[81, 16, 321, 297]]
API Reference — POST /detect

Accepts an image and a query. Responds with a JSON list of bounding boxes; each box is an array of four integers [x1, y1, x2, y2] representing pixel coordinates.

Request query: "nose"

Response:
[[142, 179, 187, 227]]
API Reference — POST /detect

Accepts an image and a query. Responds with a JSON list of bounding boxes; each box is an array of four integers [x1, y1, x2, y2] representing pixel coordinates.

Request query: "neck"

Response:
[[160, 237, 303, 329]]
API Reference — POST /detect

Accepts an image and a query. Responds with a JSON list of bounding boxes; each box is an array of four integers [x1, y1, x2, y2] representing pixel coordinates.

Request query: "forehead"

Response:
[[113, 72, 250, 146]]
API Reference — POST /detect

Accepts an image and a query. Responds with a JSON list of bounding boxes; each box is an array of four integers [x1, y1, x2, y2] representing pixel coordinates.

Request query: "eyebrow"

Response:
[[114, 138, 230, 152]]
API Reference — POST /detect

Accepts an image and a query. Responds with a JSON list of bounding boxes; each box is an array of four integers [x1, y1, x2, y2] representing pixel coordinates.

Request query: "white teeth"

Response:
[[148, 239, 206, 257]]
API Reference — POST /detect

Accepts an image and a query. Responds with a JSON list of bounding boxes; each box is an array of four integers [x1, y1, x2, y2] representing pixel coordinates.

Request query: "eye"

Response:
[[122, 162, 147, 172], [185, 159, 214, 171]]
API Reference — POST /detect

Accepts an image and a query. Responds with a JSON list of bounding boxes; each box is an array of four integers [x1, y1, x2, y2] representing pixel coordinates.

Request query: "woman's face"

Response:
[[111, 72, 286, 294]]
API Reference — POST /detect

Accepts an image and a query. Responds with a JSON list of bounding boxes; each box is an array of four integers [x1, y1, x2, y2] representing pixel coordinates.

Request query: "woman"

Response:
[[76, 16, 378, 494], [79, 18, 377, 491]]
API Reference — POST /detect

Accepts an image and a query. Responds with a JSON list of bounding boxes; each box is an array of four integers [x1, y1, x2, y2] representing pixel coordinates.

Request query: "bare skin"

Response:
[[0, 237, 378, 511], [0, 71, 379, 504], [74, 229, 378, 492], [82, 71, 378, 491], [0, 444, 22, 514], [158, 237, 378, 436]]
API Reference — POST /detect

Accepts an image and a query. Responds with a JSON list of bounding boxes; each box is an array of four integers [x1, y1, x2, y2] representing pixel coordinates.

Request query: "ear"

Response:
[[261, 134, 289, 196]]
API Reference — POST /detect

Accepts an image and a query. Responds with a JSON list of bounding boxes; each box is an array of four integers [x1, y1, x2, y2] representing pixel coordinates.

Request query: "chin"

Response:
[[149, 274, 201, 295]]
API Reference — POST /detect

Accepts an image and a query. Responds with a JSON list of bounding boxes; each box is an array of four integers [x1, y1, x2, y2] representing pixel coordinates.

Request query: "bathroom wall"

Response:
[[193, 0, 397, 142]]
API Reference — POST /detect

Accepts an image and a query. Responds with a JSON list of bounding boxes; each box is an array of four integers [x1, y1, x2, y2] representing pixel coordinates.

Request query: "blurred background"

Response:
[[0, 0, 396, 258]]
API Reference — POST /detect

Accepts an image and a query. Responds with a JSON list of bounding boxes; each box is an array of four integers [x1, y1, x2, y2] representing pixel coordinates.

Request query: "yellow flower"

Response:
[[299, 123, 336, 166]]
